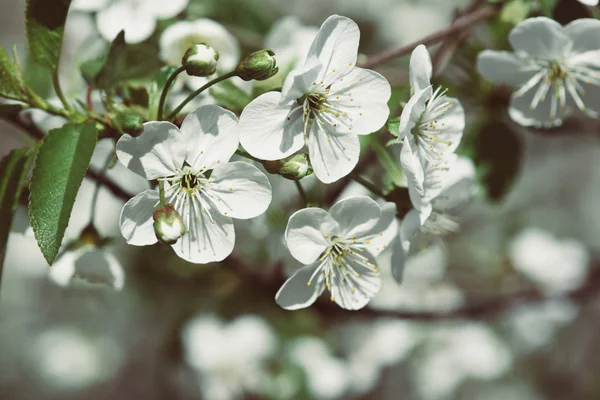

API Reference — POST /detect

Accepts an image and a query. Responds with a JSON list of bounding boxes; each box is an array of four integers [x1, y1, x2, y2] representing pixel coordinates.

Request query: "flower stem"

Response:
[[167, 70, 238, 121], [158, 65, 186, 121], [295, 180, 308, 206], [158, 180, 166, 207], [234, 149, 262, 163], [350, 173, 385, 198], [52, 71, 73, 112]]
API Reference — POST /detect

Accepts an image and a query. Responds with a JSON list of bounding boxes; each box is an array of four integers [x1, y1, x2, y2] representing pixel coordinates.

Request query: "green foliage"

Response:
[[539, 0, 559, 16], [80, 31, 164, 91], [500, 0, 531, 25], [0, 47, 27, 101], [210, 79, 253, 112], [387, 117, 400, 138], [25, 0, 72, 72], [371, 139, 404, 188], [29, 123, 99, 264], [0, 148, 35, 276], [148, 66, 179, 120]]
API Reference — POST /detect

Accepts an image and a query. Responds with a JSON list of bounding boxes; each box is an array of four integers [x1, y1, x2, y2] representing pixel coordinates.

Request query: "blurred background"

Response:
[[1, 0, 600, 399]]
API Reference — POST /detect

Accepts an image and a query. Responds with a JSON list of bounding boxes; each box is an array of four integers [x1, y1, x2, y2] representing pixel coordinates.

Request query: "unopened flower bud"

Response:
[[182, 43, 219, 77], [153, 204, 185, 245], [235, 49, 278, 81], [263, 153, 312, 180]]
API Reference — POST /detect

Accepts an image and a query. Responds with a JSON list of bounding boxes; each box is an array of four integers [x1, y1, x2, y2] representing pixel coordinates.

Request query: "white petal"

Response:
[[207, 162, 272, 219], [476, 50, 534, 87], [326, 67, 391, 135], [400, 209, 428, 250], [145, 0, 188, 18], [308, 122, 360, 183], [280, 60, 323, 104], [171, 197, 235, 263], [577, 81, 600, 117], [508, 90, 571, 128], [390, 232, 406, 283], [329, 196, 381, 238], [400, 139, 425, 197], [238, 92, 305, 160], [159, 21, 195, 65], [275, 263, 325, 310], [116, 122, 185, 180], [410, 44, 433, 94], [71, 0, 109, 12], [73, 249, 125, 290], [427, 96, 465, 156], [48, 252, 78, 286], [564, 18, 600, 53], [398, 86, 431, 139], [96, 3, 156, 44], [307, 15, 360, 85], [509, 17, 572, 60], [180, 105, 239, 170], [578, 0, 599, 4], [330, 250, 380, 310], [360, 203, 398, 257], [285, 207, 339, 264], [120, 190, 159, 246]]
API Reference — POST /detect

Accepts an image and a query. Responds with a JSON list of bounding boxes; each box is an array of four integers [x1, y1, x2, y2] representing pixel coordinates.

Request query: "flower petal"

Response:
[[390, 232, 406, 283], [508, 90, 572, 128], [410, 44, 433, 94], [325, 67, 391, 135], [564, 18, 600, 53], [578, 81, 600, 117], [400, 209, 428, 251], [476, 50, 534, 87], [48, 252, 78, 286], [145, 0, 188, 19], [96, 2, 156, 43], [400, 139, 425, 197], [307, 15, 360, 85], [171, 196, 235, 263], [330, 250, 380, 310], [509, 17, 572, 60], [207, 162, 272, 219], [285, 207, 339, 264], [116, 122, 185, 180], [280, 59, 323, 104], [360, 203, 398, 257], [238, 92, 305, 160], [398, 86, 431, 140], [329, 196, 381, 239], [120, 189, 159, 246], [74, 249, 125, 290], [180, 105, 239, 170], [308, 123, 360, 183], [275, 263, 325, 310]]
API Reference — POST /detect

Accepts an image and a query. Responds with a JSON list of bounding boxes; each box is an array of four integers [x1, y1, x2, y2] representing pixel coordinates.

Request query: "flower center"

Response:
[[545, 61, 568, 86], [173, 166, 205, 194]]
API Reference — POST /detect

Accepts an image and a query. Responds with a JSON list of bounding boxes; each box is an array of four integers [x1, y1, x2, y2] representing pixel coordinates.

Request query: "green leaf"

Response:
[[538, 0, 558, 16], [387, 117, 400, 138], [0, 148, 35, 277], [500, 0, 531, 25], [210, 79, 253, 111], [371, 140, 404, 187], [25, 0, 73, 72], [29, 122, 98, 264], [81, 31, 163, 91], [0, 47, 26, 101]]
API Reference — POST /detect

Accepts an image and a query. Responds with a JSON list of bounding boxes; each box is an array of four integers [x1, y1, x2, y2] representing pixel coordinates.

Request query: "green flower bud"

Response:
[[235, 49, 279, 81], [182, 43, 219, 77], [263, 153, 312, 180], [153, 204, 185, 245]]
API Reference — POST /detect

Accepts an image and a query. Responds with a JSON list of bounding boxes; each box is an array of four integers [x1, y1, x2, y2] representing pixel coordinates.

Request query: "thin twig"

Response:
[[350, 173, 385, 198], [294, 180, 308, 206], [360, 5, 499, 70]]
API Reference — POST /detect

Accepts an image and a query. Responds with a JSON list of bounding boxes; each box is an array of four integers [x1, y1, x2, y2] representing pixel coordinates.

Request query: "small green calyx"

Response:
[[235, 49, 279, 81], [152, 204, 185, 245], [182, 43, 219, 77], [264, 153, 313, 180]]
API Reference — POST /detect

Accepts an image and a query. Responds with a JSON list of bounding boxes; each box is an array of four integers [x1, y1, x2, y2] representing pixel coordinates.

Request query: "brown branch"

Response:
[[360, 4, 499, 70]]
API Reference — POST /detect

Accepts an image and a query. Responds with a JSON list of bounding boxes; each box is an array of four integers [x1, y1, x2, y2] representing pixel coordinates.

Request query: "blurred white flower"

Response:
[[239, 15, 391, 183], [265, 16, 318, 75], [287, 336, 349, 399], [159, 19, 240, 89], [415, 323, 513, 400], [117, 105, 272, 264], [276, 196, 397, 310], [578, 0, 598, 6], [477, 17, 600, 127], [509, 227, 589, 294], [182, 315, 276, 400], [31, 326, 121, 391], [505, 299, 579, 352], [74, 0, 189, 44]]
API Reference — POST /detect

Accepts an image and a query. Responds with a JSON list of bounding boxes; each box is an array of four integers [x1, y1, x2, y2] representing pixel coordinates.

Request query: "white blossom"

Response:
[[116, 105, 272, 264], [398, 44, 465, 194], [265, 16, 319, 75], [276, 196, 397, 310], [577, 0, 598, 6], [477, 17, 600, 127], [238, 15, 391, 183]]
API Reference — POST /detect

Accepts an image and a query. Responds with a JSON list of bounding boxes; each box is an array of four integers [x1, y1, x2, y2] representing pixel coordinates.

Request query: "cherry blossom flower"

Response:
[[72, 0, 189, 44], [116, 105, 272, 264], [398, 45, 465, 194], [238, 15, 391, 183], [265, 16, 318, 75], [577, 0, 598, 6], [276, 196, 397, 310], [477, 17, 600, 127]]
